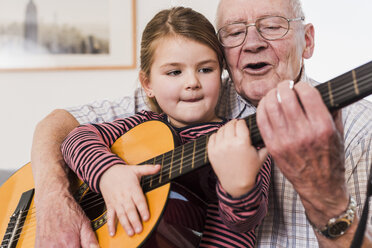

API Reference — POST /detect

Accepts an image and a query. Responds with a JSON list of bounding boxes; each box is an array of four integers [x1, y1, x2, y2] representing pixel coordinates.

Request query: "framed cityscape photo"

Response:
[[0, 0, 136, 71]]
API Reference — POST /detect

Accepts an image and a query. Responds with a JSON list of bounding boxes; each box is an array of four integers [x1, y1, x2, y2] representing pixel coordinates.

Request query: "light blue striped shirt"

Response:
[[67, 76, 372, 247]]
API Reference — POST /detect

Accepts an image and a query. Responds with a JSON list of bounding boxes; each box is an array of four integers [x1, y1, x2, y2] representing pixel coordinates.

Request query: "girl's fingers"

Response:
[[106, 207, 117, 237], [116, 204, 135, 236]]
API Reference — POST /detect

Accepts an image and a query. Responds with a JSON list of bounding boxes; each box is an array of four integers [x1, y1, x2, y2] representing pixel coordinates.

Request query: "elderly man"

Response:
[[31, 0, 372, 247]]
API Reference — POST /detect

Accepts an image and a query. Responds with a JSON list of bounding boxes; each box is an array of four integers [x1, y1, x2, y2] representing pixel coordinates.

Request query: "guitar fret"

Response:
[[169, 149, 174, 179], [179, 145, 184, 174], [161, 150, 172, 181], [352, 70, 359, 94], [159, 154, 165, 183], [327, 81, 334, 107], [149, 158, 155, 188], [194, 137, 208, 169]]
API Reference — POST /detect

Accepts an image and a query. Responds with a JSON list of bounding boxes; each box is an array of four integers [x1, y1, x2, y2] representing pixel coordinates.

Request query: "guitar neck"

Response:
[[141, 60, 372, 193], [246, 60, 372, 146]]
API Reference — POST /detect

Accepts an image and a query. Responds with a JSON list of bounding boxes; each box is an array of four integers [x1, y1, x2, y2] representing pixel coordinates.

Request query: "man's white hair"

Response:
[[216, 0, 306, 27], [290, 0, 305, 18]]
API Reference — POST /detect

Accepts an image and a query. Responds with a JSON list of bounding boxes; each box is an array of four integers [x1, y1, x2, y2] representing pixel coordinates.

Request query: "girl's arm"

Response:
[[61, 110, 162, 236], [216, 157, 271, 232], [207, 119, 269, 232], [61, 110, 156, 193]]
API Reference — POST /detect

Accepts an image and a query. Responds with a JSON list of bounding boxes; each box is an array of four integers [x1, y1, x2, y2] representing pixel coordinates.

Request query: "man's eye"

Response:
[[167, 70, 181, 76], [229, 31, 245, 37], [261, 25, 283, 31]]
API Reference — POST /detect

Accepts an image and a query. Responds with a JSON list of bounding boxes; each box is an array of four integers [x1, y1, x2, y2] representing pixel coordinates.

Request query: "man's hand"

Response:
[[34, 191, 98, 248], [257, 81, 348, 227], [31, 109, 99, 247]]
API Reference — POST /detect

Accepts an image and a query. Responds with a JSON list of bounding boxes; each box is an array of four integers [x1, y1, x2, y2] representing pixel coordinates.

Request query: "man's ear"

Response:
[[139, 71, 154, 97], [303, 23, 315, 59]]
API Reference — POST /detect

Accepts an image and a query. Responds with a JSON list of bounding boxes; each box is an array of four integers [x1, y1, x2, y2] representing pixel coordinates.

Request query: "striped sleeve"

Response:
[[61, 110, 162, 193], [216, 155, 271, 233]]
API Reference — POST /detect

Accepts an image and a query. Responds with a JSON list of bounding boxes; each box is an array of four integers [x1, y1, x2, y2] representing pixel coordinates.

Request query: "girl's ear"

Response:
[[139, 71, 154, 98]]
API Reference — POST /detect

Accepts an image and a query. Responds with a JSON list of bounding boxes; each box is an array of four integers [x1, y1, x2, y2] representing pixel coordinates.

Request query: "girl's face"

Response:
[[141, 36, 222, 128]]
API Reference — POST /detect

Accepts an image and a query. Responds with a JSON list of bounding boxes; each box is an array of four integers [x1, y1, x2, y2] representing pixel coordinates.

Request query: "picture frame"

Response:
[[0, 0, 137, 71]]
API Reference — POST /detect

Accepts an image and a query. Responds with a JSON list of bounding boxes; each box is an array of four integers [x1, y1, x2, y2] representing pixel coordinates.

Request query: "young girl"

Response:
[[62, 7, 271, 247]]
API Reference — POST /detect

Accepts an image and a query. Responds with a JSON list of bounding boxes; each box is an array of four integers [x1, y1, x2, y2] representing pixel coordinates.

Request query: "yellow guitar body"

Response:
[[0, 120, 204, 247]]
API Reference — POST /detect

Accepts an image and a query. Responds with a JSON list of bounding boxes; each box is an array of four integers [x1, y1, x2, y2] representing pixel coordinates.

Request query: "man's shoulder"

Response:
[[343, 99, 372, 125], [342, 99, 372, 149], [66, 87, 148, 124]]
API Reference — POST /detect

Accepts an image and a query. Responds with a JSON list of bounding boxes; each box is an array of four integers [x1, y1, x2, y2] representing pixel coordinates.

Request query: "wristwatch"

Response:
[[308, 196, 357, 239]]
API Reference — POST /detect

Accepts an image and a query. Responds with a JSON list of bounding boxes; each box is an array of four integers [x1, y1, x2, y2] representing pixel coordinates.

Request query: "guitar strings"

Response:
[[4, 142, 206, 225], [6, 73, 372, 233], [16, 68, 372, 214], [6, 141, 207, 233], [3, 149, 206, 244], [35, 69, 372, 212], [5, 142, 210, 238], [2, 211, 37, 245], [5, 65, 372, 243]]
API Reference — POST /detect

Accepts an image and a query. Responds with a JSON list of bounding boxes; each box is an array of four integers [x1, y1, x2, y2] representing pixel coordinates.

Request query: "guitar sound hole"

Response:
[[79, 191, 106, 221]]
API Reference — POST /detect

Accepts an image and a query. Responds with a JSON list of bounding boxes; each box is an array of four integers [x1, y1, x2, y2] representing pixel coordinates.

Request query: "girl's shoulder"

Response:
[[134, 110, 167, 121]]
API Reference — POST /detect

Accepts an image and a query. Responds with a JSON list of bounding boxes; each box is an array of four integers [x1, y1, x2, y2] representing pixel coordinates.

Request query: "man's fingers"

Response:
[[80, 216, 99, 248]]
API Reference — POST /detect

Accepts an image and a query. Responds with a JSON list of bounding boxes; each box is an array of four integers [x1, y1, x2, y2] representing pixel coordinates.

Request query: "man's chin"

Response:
[[238, 81, 274, 103]]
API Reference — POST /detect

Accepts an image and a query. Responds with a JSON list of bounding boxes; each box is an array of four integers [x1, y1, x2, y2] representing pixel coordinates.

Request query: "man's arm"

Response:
[[257, 81, 372, 247], [31, 109, 99, 248]]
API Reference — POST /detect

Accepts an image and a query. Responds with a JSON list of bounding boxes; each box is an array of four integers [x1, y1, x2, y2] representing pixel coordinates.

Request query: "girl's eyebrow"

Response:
[[159, 62, 183, 69], [159, 59, 219, 69], [197, 59, 219, 66]]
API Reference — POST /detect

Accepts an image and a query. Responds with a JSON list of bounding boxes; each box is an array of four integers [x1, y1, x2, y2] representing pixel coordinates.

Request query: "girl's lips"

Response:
[[181, 97, 203, 102]]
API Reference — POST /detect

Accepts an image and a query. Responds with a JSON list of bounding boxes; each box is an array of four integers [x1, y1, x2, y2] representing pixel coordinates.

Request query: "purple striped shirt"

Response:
[[62, 110, 271, 247]]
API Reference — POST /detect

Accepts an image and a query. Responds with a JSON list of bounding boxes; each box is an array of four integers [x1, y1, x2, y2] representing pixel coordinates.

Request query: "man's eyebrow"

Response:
[[222, 17, 247, 25], [221, 13, 286, 26]]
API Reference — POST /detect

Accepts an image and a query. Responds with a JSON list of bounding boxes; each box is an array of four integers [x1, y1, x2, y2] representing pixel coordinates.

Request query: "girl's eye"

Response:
[[167, 70, 181, 76], [199, 68, 213, 73]]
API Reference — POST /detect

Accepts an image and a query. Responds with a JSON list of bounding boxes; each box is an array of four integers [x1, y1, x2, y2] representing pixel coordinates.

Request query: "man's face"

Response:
[[217, 0, 314, 106]]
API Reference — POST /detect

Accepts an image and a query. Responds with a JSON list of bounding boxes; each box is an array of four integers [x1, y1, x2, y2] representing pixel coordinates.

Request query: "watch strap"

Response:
[[308, 196, 357, 239]]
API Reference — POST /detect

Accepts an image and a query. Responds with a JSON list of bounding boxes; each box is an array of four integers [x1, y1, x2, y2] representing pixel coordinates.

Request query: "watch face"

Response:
[[328, 219, 351, 237]]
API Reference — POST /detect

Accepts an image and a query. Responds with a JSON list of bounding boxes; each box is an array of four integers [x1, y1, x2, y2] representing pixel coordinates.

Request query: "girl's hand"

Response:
[[99, 164, 160, 237], [207, 119, 267, 197]]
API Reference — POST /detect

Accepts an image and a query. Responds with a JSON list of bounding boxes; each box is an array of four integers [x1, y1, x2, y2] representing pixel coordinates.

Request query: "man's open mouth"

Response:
[[245, 62, 268, 70]]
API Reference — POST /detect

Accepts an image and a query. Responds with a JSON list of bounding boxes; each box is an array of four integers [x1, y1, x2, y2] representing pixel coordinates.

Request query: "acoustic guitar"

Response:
[[1, 61, 371, 247]]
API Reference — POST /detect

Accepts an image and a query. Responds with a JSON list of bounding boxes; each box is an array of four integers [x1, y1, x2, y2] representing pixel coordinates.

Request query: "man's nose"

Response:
[[241, 25, 268, 52]]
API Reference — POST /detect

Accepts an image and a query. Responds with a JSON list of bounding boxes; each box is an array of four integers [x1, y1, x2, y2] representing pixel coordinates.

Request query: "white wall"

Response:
[[1, 0, 371, 171], [0, 0, 220, 171]]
